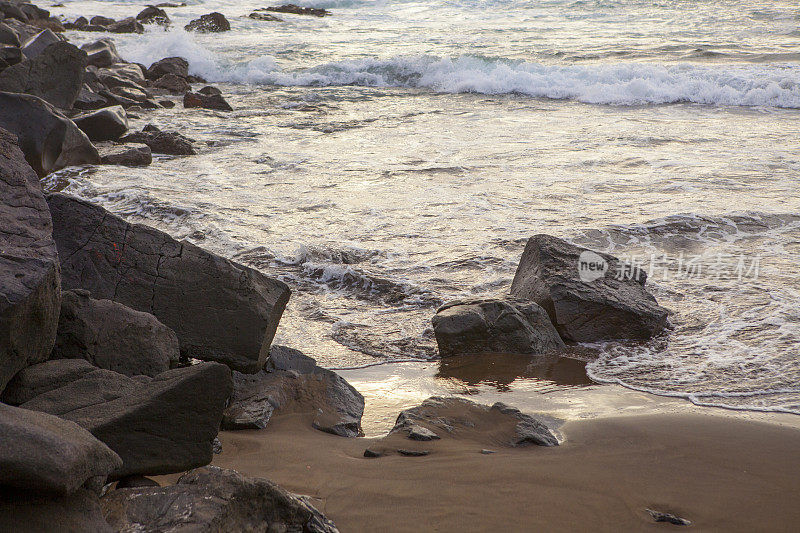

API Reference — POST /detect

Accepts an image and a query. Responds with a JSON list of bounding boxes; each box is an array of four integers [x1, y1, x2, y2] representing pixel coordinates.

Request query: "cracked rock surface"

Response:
[[47, 193, 291, 373]]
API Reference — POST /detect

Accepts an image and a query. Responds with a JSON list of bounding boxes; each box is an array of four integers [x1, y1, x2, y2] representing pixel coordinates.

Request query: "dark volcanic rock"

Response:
[[136, 6, 170, 26], [80, 38, 122, 68], [263, 4, 330, 17], [145, 56, 189, 80], [73, 105, 128, 141], [14, 360, 232, 478], [0, 22, 22, 47], [0, 40, 87, 108], [222, 345, 364, 436], [183, 90, 232, 111], [89, 15, 115, 26], [2, 358, 97, 405], [74, 84, 109, 110], [0, 92, 99, 176], [115, 475, 160, 489], [0, 402, 122, 494], [107, 17, 144, 34], [52, 289, 179, 377], [432, 297, 565, 357], [184, 11, 230, 32], [0, 1, 29, 22], [98, 142, 152, 167], [101, 466, 339, 533], [0, 127, 60, 392], [47, 194, 291, 372], [249, 11, 282, 21], [647, 509, 692, 526], [19, 28, 59, 59], [509, 234, 669, 342], [152, 72, 189, 93], [120, 125, 195, 154], [0, 43, 22, 67], [0, 488, 113, 533]]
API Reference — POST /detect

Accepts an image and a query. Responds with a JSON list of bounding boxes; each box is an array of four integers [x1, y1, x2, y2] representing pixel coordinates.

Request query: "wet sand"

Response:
[[211, 408, 800, 532]]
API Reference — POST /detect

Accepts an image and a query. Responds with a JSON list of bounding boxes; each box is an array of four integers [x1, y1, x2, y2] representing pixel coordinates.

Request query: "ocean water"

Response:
[[49, 0, 800, 413]]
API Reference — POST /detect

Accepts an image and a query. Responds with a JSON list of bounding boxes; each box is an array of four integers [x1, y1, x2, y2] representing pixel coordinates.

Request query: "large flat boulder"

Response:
[[52, 289, 179, 377], [0, 40, 87, 109], [0, 488, 112, 533], [9, 360, 232, 478], [102, 466, 338, 533], [0, 402, 122, 494], [0, 92, 99, 176], [222, 345, 364, 437], [47, 193, 291, 373], [0, 127, 60, 392], [509, 234, 669, 342], [432, 297, 565, 357]]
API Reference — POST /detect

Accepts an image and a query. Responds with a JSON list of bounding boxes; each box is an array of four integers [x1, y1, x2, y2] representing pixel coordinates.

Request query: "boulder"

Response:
[[52, 289, 179, 377], [152, 72, 189, 93], [19, 28, 59, 59], [98, 143, 152, 167], [0, 40, 87, 108], [2, 358, 98, 405], [0, 1, 29, 22], [72, 105, 128, 141], [0, 402, 122, 494], [101, 466, 339, 533], [107, 17, 143, 34], [12, 360, 232, 478], [18, 3, 50, 22], [47, 194, 291, 372], [80, 38, 122, 68], [0, 127, 60, 392], [73, 84, 108, 110], [184, 12, 230, 32], [0, 488, 113, 532], [0, 42, 22, 66], [136, 6, 169, 26], [509, 234, 669, 342], [89, 15, 115, 27], [0, 22, 21, 47], [145, 55, 188, 80], [432, 297, 564, 357], [183, 90, 232, 111], [0, 92, 99, 176], [222, 345, 364, 436], [120, 125, 195, 155], [263, 4, 330, 17], [249, 12, 282, 22]]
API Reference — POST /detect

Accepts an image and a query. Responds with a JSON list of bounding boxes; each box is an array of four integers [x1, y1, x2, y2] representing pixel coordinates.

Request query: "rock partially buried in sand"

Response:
[[432, 297, 565, 357], [0, 127, 61, 392], [9, 360, 232, 478], [222, 345, 364, 437], [101, 466, 339, 533], [47, 193, 290, 372], [510, 234, 669, 342], [51, 289, 179, 377], [646, 509, 691, 526], [184, 12, 230, 32]]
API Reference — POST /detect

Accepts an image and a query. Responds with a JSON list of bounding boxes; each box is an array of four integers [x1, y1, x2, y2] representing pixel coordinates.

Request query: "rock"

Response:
[[647, 509, 691, 526], [0, 402, 122, 494], [0, 1, 29, 22], [89, 15, 115, 26], [47, 194, 291, 372], [120, 125, 195, 154], [0, 92, 99, 176], [96, 62, 146, 88], [136, 6, 170, 26], [14, 360, 232, 478], [145, 56, 189, 80], [73, 105, 128, 141], [509, 234, 669, 342], [115, 475, 159, 489], [19, 28, 59, 59], [19, 3, 50, 22], [263, 4, 330, 17], [432, 297, 565, 357], [0, 42, 22, 66], [363, 449, 382, 458], [74, 85, 108, 110], [407, 424, 440, 441], [98, 142, 152, 167], [0, 41, 87, 109], [391, 396, 560, 447], [0, 127, 61, 392], [249, 11, 282, 21], [0, 22, 21, 47], [480, 449, 495, 454], [184, 12, 230, 32], [80, 38, 122, 68], [183, 90, 232, 111], [52, 289, 179, 377], [101, 466, 339, 533], [1, 17, 41, 42], [107, 17, 144, 34], [198, 85, 221, 96], [110, 85, 150, 102], [152, 72, 189, 93], [223, 345, 363, 436], [397, 449, 429, 457], [0, 488, 113, 532], [2, 358, 97, 405]]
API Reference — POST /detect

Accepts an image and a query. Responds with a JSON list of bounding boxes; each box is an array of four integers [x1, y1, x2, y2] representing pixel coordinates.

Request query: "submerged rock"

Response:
[[432, 297, 564, 357], [184, 12, 230, 32], [263, 4, 331, 17], [101, 466, 338, 532], [0, 127, 60, 392], [47, 193, 291, 372], [510, 234, 669, 342]]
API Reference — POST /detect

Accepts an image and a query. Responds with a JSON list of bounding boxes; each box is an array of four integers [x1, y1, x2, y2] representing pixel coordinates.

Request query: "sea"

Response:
[[47, 0, 800, 417]]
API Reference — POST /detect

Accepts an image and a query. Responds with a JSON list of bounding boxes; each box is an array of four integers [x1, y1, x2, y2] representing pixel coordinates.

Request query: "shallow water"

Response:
[[48, 0, 800, 414]]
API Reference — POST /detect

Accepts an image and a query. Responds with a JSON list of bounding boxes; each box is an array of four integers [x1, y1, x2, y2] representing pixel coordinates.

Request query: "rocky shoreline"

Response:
[[0, 2, 693, 530]]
